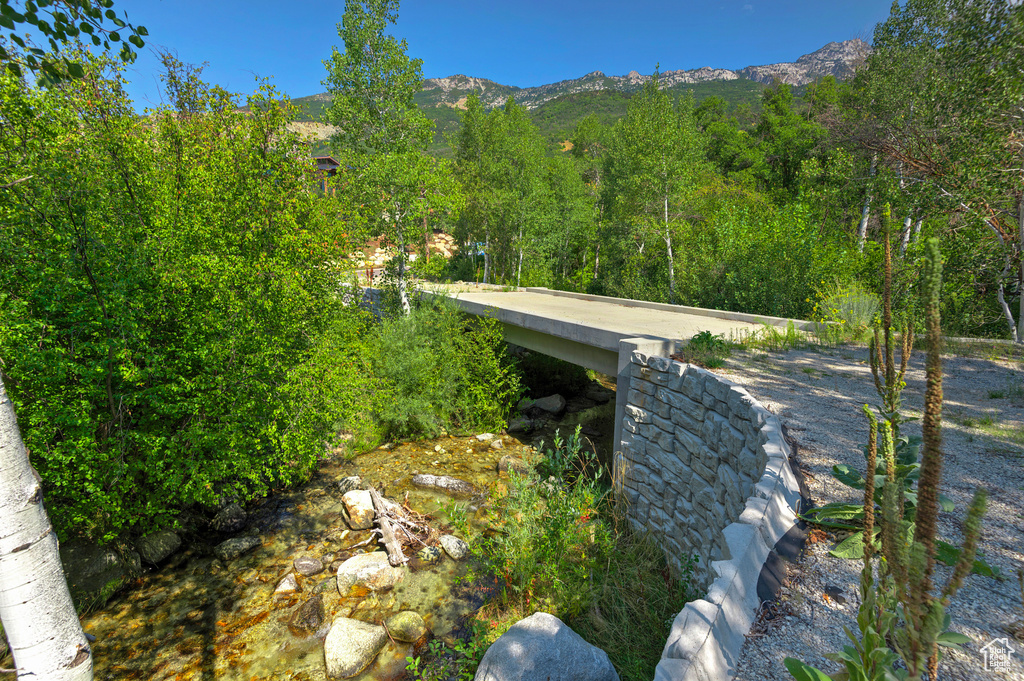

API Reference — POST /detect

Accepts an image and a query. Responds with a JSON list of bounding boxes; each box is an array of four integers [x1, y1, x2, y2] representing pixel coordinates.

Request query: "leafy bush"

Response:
[[369, 298, 520, 440], [811, 279, 880, 342], [676, 330, 731, 369], [0, 62, 350, 541]]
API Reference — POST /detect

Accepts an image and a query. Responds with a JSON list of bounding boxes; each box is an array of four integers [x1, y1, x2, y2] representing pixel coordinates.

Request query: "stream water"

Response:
[[76, 396, 616, 681]]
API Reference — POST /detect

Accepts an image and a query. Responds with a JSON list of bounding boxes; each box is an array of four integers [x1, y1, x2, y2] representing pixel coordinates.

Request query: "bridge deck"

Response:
[[441, 287, 806, 356]]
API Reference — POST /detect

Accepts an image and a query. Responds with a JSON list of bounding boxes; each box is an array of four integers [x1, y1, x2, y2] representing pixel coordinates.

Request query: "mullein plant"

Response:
[[786, 239, 988, 681], [870, 206, 914, 438]]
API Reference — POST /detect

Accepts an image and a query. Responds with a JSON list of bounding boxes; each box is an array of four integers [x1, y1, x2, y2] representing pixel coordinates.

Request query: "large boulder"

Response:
[[411, 474, 477, 496], [324, 617, 387, 678], [214, 536, 260, 562], [473, 612, 619, 681], [336, 551, 405, 593], [212, 503, 247, 533], [384, 610, 426, 642], [342, 490, 375, 530], [439, 534, 469, 560], [135, 530, 181, 565], [60, 541, 141, 606], [289, 594, 325, 634], [531, 394, 566, 415]]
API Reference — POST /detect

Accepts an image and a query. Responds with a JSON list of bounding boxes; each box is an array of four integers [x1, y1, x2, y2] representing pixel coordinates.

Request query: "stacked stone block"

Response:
[[617, 352, 772, 588]]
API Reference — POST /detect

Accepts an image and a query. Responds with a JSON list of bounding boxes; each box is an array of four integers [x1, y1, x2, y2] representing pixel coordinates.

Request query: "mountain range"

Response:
[[289, 39, 869, 155]]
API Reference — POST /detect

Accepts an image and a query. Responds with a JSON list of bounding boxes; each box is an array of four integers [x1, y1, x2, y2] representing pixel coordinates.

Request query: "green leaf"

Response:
[[829, 531, 866, 559], [936, 631, 971, 649], [784, 658, 836, 681], [66, 61, 84, 79], [938, 493, 954, 512], [833, 464, 865, 489]]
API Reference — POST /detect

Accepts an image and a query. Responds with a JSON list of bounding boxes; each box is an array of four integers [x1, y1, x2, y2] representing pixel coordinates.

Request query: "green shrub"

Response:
[[0, 64, 351, 541], [676, 330, 731, 369], [812, 279, 880, 342], [369, 298, 520, 440]]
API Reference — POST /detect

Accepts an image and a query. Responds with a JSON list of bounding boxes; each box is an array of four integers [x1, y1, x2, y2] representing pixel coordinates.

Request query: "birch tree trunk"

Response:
[[516, 225, 524, 289], [0, 377, 92, 680], [593, 242, 600, 280], [664, 194, 675, 300], [395, 222, 411, 315], [482, 228, 490, 285], [900, 216, 913, 255], [857, 156, 877, 252]]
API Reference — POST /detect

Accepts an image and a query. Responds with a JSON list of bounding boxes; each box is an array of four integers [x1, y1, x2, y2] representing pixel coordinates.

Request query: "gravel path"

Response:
[[717, 344, 1024, 681]]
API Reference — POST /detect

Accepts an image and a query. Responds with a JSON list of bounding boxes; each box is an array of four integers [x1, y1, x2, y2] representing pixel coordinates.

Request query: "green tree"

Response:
[[855, 0, 1024, 339], [0, 0, 147, 82], [323, 0, 462, 312], [603, 75, 704, 300]]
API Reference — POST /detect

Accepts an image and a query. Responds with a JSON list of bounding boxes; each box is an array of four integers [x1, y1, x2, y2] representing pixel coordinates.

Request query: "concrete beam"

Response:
[[499, 324, 618, 376]]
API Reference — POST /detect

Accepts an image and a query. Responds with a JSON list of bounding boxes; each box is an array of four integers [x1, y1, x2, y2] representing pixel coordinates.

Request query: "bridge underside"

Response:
[[499, 323, 619, 377]]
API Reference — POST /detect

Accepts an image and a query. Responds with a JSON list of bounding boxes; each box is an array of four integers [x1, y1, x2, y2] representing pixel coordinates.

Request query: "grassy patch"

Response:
[[445, 428, 700, 681], [675, 330, 732, 369]]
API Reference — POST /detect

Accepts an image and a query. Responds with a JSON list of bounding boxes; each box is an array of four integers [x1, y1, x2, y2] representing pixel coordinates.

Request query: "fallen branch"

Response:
[[369, 487, 408, 567]]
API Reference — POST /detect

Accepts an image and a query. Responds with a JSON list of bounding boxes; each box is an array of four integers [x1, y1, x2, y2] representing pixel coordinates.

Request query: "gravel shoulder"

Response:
[[717, 344, 1024, 681]]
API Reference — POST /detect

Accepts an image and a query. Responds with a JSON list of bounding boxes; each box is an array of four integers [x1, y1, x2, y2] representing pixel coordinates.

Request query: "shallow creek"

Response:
[[79, 398, 615, 681]]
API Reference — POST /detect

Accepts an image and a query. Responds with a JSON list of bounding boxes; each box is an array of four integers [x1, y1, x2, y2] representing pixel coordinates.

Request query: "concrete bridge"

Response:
[[424, 285, 816, 458]]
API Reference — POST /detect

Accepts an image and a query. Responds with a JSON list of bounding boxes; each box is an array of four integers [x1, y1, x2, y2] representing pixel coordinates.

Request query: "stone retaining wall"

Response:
[[615, 351, 802, 681]]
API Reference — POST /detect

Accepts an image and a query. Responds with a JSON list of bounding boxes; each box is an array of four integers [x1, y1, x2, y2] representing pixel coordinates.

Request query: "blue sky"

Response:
[[115, 1, 895, 110]]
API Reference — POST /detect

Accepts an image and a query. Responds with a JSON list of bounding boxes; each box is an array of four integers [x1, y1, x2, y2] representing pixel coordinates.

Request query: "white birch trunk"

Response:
[[516, 225, 524, 289], [482, 229, 490, 285], [593, 242, 600, 280], [900, 216, 913, 255], [0, 378, 92, 680], [664, 194, 675, 299], [395, 225, 411, 315], [857, 156, 876, 252]]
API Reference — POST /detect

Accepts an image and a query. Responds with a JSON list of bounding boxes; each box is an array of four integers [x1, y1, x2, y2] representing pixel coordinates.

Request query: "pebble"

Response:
[[439, 534, 469, 560], [293, 556, 324, 576], [275, 573, 299, 594]]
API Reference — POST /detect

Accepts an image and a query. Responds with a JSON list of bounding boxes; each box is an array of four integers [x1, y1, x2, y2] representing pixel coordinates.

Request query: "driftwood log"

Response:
[[368, 487, 408, 567]]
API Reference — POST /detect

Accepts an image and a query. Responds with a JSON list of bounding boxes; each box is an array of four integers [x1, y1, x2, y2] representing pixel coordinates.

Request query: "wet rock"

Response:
[[474, 612, 619, 681], [136, 530, 181, 565], [532, 394, 566, 415], [475, 433, 496, 442], [212, 503, 247, 533], [385, 610, 426, 642], [213, 536, 260, 562], [411, 474, 477, 497], [439, 534, 469, 560], [313, 576, 338, 594], [275, 573, 299, 594], [516, 398, 535, 412], [508, 417, 533, 433], [59, 541, 141, 606], [294, 556, 324, 576], [586, 389, 612, 404], [338, 475, 363, 496], [336, 552, 405, 593], [324, 617, 387, 678], [416, 546, 442, 565], [497, 455, 531, 475], [289, 594, 325, 633], [342, 490, 375, 530]]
